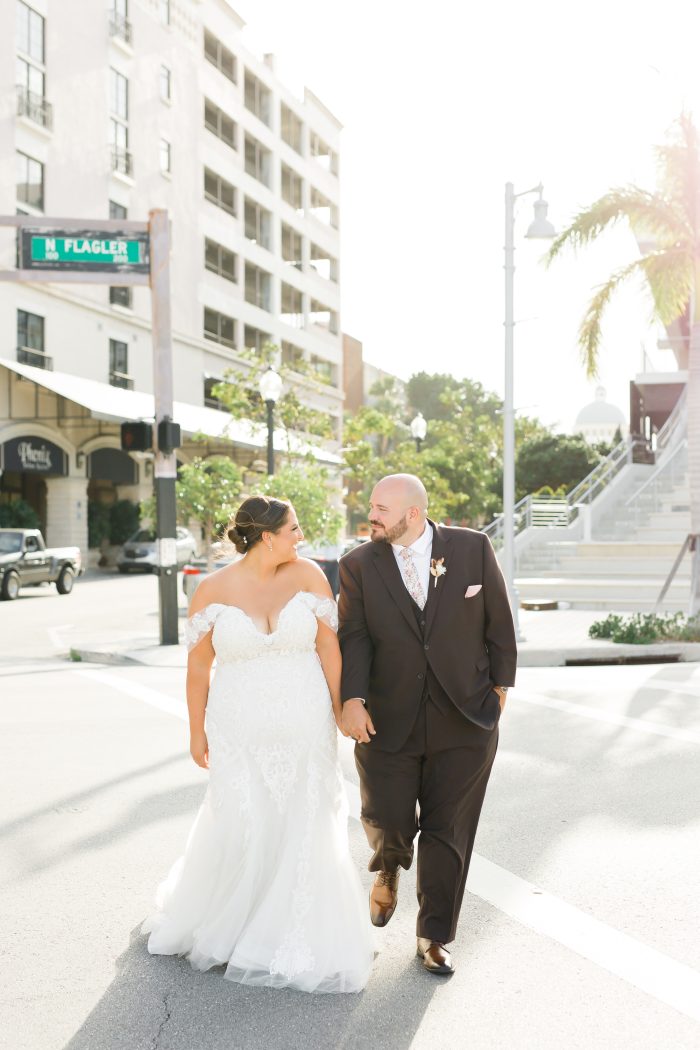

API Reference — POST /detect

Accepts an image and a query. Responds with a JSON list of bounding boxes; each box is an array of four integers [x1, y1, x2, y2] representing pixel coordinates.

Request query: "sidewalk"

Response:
[[69, 605, 700, 668]]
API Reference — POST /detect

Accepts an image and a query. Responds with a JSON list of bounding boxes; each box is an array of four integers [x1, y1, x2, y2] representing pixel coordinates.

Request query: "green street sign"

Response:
[[19, 228, 150, 273]]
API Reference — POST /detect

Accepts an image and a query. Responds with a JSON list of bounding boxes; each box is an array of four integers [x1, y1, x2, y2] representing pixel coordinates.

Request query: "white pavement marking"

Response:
[[514, 689, 700, 745], [47, 624, 73, 652], [75, 666, 700, 1023]]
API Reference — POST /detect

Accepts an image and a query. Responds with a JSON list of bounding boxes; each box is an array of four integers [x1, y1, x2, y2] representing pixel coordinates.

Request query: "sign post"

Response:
[[0, 212, 179, 644]]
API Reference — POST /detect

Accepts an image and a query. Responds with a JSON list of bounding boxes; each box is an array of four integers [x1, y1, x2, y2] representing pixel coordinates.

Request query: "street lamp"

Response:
[[410, 411, 427, 452], [504, 182, 556, 640], [258, 366, 283, 475]]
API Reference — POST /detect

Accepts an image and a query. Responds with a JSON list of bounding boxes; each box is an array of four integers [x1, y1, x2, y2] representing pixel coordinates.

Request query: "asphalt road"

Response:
[[1, 573, 699, 1049]]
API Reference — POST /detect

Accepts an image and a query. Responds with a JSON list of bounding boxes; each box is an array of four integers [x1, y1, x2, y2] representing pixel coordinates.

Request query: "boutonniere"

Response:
[[430, 557, 447, 588]]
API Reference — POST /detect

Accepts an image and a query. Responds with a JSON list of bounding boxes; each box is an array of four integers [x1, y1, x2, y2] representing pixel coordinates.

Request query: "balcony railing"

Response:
[[111, 146, 133, 177], [16, 87, 53, 130], [17, 345, 53, 370], [109, 371, 135, 390], [109, 13, 133, 45]]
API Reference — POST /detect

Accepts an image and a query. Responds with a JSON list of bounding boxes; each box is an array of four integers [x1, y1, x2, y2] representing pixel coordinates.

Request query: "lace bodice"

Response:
[[183, 591, 338, 663]]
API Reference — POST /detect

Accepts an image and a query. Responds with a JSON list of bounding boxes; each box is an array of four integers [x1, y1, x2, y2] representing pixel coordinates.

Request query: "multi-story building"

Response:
[[0, 0, 343, 553]]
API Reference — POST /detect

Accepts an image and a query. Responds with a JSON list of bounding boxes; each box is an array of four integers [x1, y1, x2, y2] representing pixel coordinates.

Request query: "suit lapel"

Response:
[[372, 541, 423, 641], [424, 521, 451, 637]]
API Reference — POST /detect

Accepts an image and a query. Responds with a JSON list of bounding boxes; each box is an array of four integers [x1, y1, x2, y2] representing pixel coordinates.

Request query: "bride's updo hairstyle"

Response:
[[226, 495, 290, 555]]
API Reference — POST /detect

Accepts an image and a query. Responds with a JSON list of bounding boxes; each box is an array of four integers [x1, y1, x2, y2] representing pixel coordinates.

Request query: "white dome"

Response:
[[575, 386, 626, 426]]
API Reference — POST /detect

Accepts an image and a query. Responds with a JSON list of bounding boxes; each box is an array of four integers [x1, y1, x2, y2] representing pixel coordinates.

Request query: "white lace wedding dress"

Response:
[[141, 591, 374, 994]]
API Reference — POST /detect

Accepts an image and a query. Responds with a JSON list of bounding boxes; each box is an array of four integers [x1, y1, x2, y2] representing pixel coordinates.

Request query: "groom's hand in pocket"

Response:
[[342, 699, 376, 744]]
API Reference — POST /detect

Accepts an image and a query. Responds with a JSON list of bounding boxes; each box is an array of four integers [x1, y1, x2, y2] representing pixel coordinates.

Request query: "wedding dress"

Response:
[[141, 591, 374, 994]]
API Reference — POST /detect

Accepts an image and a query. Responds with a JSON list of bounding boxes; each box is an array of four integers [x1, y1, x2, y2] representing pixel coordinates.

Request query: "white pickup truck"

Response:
[[0, 528, 83, 601]]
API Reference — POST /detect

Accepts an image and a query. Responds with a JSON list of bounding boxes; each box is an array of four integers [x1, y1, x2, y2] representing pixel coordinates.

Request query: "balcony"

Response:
[[17, 346, 53, 370], [109, 13, 133, 45], [111, 146, 133, 178], [109, 371, 135, 390], [16, 87, 53, 131]]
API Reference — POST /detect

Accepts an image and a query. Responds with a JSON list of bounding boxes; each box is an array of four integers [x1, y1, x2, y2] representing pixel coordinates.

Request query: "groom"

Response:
[[339, 474, 517, 975]]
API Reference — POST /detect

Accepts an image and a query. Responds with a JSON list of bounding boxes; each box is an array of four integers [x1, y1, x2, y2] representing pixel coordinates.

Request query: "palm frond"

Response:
[[655, 112, 700, 239], [578, 250, 691, 377], [546, 188, 688, 267]]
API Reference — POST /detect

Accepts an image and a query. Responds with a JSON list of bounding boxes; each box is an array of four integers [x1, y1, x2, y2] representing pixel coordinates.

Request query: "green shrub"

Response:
[[589, 611, 700, 644], [0, 499, 41, 528], [109, 499, 140, 545], [88, 500, 111, 549]]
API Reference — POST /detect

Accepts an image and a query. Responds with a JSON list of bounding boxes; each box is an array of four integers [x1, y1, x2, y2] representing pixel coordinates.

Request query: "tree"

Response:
[[260, 464, 344, 545], [547, 113, 700, 612], [515, 434, 599, 499], [141, 455, 243, 566], [211, 342, 335, 447]]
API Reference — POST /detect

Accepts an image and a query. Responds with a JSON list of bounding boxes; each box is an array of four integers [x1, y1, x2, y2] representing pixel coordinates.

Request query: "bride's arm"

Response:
[[315, 623, 344, 733], [186, 588, 217, 768]]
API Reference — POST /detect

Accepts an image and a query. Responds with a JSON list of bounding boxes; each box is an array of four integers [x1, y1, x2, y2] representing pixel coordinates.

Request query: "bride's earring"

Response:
[[267, 542, 273, 552]]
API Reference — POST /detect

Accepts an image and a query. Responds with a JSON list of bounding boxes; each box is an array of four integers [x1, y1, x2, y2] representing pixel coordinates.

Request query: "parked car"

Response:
[[0, 528, 84, 601], [117, 526, 198, 573]]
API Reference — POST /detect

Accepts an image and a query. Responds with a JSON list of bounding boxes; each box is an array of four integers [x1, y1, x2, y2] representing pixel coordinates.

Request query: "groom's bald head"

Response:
[[368, 474, 428, 545]]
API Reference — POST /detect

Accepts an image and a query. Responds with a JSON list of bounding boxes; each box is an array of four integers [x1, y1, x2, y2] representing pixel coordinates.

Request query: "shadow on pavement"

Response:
[[63, 924, 439, 1050]]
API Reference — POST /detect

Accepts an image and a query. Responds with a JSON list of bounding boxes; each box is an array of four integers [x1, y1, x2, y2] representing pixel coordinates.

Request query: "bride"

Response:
[[141, 496, 374, 993]]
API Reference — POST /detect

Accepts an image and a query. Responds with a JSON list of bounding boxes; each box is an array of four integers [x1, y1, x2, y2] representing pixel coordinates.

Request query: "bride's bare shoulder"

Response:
[[283, 557, 332, 595], [187, 561, 242, 616]]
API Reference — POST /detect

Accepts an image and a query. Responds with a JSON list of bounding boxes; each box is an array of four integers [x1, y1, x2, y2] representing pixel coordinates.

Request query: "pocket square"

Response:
[[465, 585, 482, 598]]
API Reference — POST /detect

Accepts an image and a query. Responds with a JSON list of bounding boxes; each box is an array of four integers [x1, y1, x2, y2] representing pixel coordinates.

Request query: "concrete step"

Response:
[[518, 559, 692, 578], [516, 576, 691, 612]]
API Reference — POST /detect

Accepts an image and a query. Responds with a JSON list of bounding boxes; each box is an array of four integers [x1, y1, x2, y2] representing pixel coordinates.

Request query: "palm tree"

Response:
[[546, 113, 700, 615]]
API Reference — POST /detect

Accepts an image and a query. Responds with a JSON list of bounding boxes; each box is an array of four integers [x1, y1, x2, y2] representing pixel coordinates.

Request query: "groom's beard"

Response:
[[370, 514, 409, 545]]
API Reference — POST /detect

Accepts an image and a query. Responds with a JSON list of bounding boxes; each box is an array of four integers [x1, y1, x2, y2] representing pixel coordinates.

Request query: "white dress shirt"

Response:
[[391, 521, 433, 602]]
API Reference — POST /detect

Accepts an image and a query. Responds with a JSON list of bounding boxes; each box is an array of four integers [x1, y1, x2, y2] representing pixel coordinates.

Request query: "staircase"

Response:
[[487, 392, 693, 612]]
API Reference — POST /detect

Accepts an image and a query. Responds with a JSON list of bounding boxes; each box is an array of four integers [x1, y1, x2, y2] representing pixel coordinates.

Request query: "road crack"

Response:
[[150, 990, 174, 1050]]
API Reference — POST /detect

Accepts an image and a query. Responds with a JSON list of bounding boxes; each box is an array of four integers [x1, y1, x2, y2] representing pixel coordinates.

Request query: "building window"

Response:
[[160, 65, 171, 102], [109, 200, 127, 220], [16, 150, 44, 210], [245, 263, 272, 312], [281, 283, 303, 328], [204, 98, 236, 150], [281, 224, 303, 269], [204, 167, 236, 216], [16, 1, 44, 63], [160, 138, 171, 175], [110, 0, 132, 45], [309, 242, 338, 282], [244, 325, 271, 353], [310, 354, 338, 384], [245, 134, 271, 187], [204, 307, 236, 349], [109, 338, 133, 388], [204, 28, 236, 83], [309, 186, 337, 227], [17, 308, 45, 358], [310, 132, 338, 175], [110, 286, 132, 309], [110, 68, 131, 175], [280, 103, 303, 154], [160, 0, 170, 25], [309, 299, 337, 334], [204, 375, 227, 410], [205, 238, 237, 282], [281, 164, 303, 211], [244, 69, 271, 126], [244, 197, 271, 249], [282, 341, 305, 372]]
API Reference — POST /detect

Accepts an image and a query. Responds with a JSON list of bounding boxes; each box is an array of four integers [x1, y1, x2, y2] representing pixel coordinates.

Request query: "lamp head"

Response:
[[258, 366, 283, 404], [410, 412, 428, 441], [526, 186, 556, 239]]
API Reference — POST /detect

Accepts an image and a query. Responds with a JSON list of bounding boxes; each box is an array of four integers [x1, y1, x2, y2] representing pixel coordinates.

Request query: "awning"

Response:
[[0, 357, 341, 464]]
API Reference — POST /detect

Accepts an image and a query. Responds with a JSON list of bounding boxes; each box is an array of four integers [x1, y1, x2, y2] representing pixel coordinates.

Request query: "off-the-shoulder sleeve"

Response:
[[298, 592, 339, 633], [183, 603, 224, 652]]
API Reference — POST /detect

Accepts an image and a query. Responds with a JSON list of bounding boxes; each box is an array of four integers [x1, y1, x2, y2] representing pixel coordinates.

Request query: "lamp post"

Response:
[[410, 411, 427, 452], [504, 182, 556, 640], [258, 366, 283, 475]]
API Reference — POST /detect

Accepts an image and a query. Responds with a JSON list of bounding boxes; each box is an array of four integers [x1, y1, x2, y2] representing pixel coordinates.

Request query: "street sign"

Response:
[[18, 228, 150, 273]]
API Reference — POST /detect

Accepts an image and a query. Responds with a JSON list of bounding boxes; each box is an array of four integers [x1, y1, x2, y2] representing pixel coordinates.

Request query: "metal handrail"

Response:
[[109, 14, 132, 45], [654, 387, 687, 453], [624, 437, 688, 507], [16, 86, 53, 130]]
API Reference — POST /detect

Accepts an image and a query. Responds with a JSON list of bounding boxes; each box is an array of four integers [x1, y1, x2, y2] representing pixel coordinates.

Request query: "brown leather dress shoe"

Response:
[[369, 870, 400, 927], [416, 938, 454, 975]]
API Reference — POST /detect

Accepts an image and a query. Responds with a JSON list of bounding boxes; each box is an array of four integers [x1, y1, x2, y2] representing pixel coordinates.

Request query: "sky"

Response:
[[234, 0, 699, 432]]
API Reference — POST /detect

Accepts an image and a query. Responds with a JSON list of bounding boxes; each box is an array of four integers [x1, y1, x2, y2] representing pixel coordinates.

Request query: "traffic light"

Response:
[[121, 421, 153, 452]]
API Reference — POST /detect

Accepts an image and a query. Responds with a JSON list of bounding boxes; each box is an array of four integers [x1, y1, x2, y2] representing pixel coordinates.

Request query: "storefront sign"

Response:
[[1, 436, 68, 475], [19, 229, 150, 273]]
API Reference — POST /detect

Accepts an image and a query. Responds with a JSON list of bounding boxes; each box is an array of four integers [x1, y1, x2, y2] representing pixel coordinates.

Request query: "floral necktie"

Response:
[[399, 546, 426, 610]]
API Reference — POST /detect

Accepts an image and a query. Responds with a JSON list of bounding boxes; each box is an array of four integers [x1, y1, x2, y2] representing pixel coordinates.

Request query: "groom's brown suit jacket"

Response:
[[338, 521, 517, 752]]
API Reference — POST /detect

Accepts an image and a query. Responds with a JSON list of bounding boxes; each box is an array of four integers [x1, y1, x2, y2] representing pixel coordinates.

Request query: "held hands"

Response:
[[341, 699, 376, 744], [190, 729, 209, 769], [494, 686, 508, 713]]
